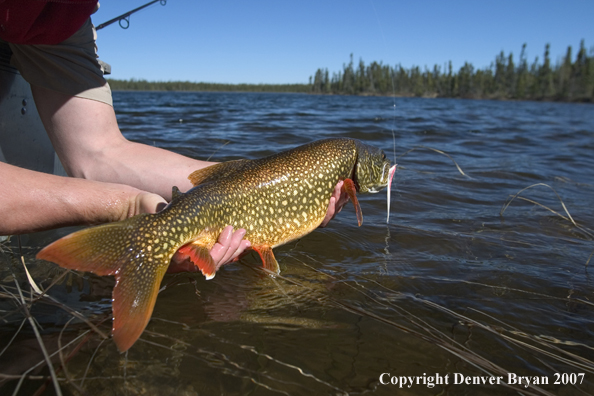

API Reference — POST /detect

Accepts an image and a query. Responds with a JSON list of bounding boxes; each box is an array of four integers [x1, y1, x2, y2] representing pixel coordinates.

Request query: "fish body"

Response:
[[37, 138, 393, 351]]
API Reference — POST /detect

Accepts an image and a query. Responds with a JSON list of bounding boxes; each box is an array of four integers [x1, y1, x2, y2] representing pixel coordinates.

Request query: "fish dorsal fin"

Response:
[[171, 186, 183, 200], [188, 159, 250, 186]]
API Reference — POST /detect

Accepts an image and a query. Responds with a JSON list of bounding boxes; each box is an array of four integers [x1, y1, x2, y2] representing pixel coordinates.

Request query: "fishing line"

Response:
[[368, 0, 397, 163], [206, 140, 230, 161], [369, 0, 398, 224]]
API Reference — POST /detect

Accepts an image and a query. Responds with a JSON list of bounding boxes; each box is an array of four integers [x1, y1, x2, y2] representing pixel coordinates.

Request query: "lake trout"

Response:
[[37, 138, 394, 351]]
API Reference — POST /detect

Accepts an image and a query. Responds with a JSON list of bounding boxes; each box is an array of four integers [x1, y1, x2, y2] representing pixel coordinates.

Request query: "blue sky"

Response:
[[93, 1, 594, 84]]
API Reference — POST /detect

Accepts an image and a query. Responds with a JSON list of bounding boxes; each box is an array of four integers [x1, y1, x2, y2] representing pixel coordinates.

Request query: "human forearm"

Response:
[[70, 137, 214, 200], [0, 162, 165, 235], [32, 85, 212, 200]]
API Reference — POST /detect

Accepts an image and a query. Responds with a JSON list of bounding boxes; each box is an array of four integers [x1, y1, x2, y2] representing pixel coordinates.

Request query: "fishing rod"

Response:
[[95, 0, 167, 30]]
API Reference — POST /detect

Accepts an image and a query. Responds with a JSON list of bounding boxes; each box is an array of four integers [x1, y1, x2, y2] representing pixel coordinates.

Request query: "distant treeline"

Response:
[[311, 41, 593, 102], [107, 79, 310, 93], [108, 40, 593, 102]]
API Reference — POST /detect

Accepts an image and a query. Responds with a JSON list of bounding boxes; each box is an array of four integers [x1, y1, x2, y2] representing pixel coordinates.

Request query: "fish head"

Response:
[[353, 141, 393, 194]]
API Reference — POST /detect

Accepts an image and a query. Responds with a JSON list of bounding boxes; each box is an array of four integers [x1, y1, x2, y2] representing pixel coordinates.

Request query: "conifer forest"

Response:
[[109, 41, 593, 102]]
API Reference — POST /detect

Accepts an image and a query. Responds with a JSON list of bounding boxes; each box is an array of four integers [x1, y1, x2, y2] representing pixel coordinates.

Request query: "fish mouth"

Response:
[[365, 162, 393, 193]]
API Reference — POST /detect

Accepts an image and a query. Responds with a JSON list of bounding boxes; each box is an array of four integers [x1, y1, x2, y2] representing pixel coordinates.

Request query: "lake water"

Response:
[[1, 92, 593, 395]]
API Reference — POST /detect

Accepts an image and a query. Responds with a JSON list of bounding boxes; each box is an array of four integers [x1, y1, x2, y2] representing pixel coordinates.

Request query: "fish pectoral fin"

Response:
[[188, 159, 250, 186], [176, 242, 217, 280], [342, 178, 363, 226], [112, 262, 168, 352], [252, 245, 280, 276]]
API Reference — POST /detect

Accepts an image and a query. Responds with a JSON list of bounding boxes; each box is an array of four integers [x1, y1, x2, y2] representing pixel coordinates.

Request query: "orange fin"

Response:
[[36, 215, 173, 352], [36, 218, 146, 276], [188, 159, 250, 186], [167, 252, 200, 273], [252, 245, 280, 275], [175, 242, 217, 279], [342, 178, 363, 226], [112, 263, 168, 352]]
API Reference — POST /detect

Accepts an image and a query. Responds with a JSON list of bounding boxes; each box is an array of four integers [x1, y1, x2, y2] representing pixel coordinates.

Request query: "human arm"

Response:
[[0, 161, 165, 234], [32, 85, 204, 199]]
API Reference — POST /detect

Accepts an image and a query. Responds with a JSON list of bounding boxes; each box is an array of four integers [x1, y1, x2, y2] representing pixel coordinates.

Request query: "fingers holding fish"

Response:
[[319, 180, 350, 228], [210, 225, 252, 268], [135, 191, 168, 215]]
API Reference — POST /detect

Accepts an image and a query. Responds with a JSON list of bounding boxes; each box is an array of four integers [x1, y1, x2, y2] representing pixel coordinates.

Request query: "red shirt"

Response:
[[0, 0, 98, 45]]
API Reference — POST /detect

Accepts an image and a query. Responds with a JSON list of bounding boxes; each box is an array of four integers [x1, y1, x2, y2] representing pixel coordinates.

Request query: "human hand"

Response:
[[210, 225, 252, 269], [166, 225, 250, 274], [134, 192, 168, 215], [319, 180, 350, 228]]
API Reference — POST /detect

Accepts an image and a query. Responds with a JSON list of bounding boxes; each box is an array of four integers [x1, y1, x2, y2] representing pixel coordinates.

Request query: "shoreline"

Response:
[[108, 84, 593, 104]]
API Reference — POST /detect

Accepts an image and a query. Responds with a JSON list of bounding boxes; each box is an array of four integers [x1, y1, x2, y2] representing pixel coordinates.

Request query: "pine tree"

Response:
[[506, 53, 516, 98], [558, 45, 573, 100], [516, 43, 528, 98], [540, 44, 554, 99]]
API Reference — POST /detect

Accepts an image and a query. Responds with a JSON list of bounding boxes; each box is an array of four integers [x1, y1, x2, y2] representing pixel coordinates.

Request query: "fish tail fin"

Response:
[[36, 218, 144, 276], [36, 215, 173, 352], [111, 263, 167, 352]]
